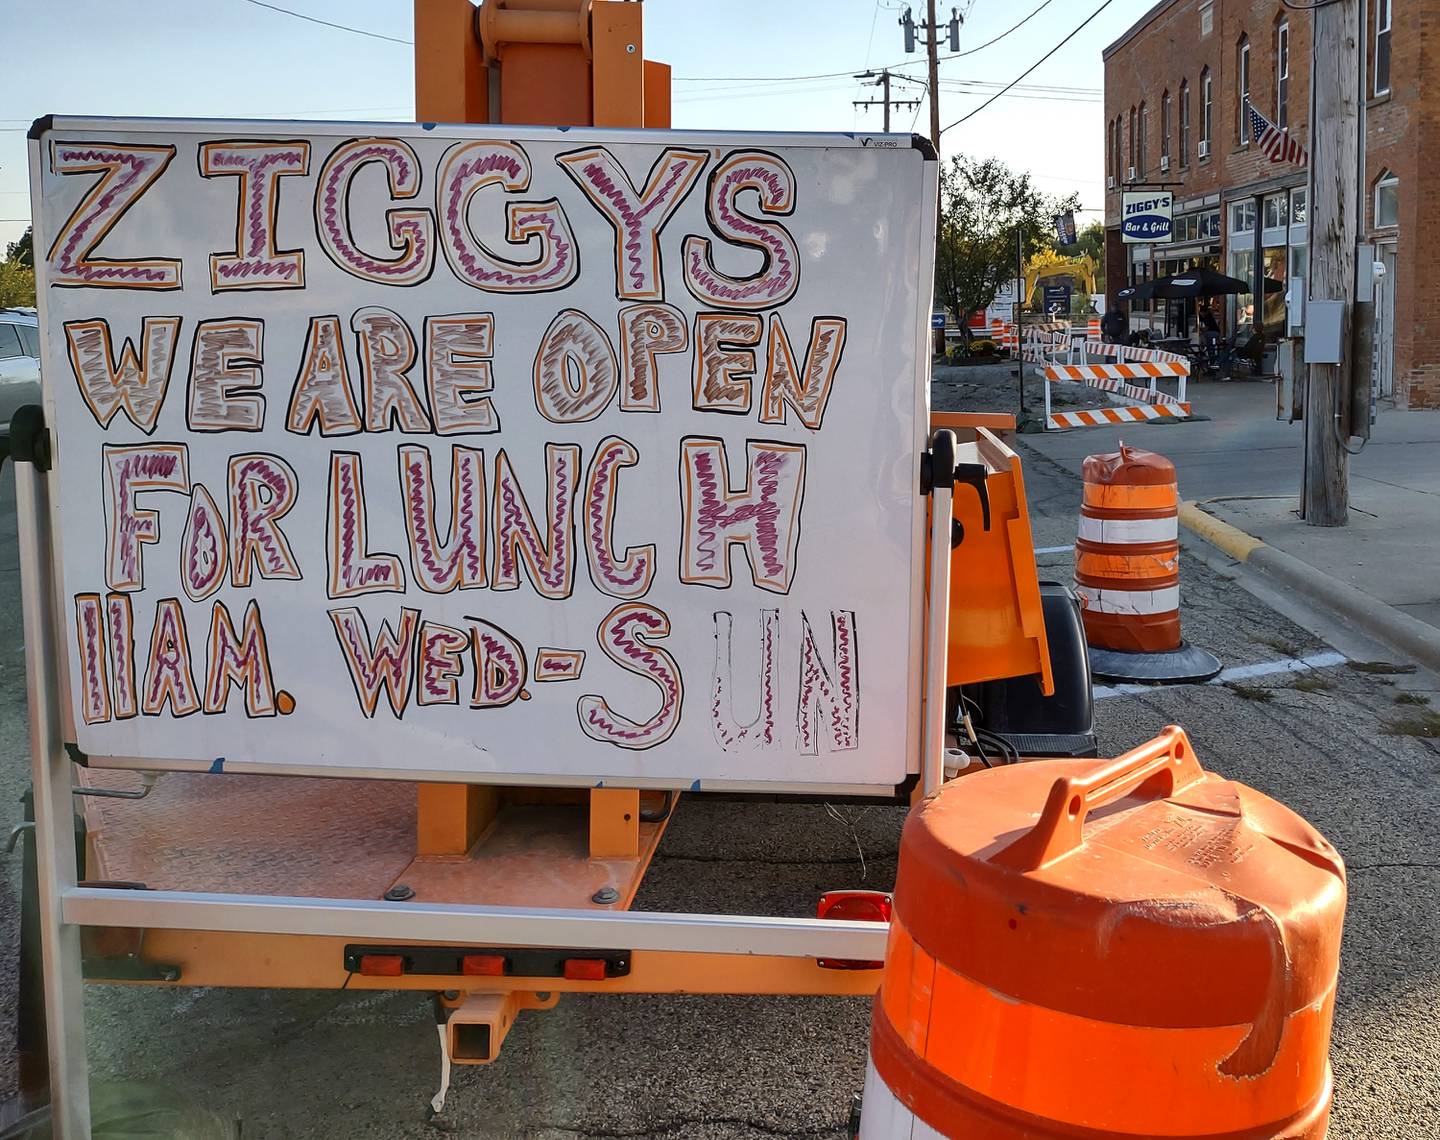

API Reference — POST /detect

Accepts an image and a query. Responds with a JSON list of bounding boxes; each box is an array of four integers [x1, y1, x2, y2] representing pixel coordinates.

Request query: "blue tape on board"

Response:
[[209, 757, 225, 773]]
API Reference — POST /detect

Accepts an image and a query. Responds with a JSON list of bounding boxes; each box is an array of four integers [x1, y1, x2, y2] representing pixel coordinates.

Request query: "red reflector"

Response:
[[562, 957, 608, 981], [816, 890, 892, 970], [461, 954, 506, 977], [358, 953, 406, 977]]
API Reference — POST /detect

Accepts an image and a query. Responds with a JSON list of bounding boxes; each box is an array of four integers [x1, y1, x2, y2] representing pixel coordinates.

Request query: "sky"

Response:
[[0, 0, 1158, 254]]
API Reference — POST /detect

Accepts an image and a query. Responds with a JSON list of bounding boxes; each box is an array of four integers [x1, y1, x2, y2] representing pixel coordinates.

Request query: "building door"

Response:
[[1376, 243, 1396, 399]]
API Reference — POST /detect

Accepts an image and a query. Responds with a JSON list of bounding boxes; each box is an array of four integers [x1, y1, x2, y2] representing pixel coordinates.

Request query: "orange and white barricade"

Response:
[[1042, 360, 1190, 430], [1073, 445, 1220, 682]]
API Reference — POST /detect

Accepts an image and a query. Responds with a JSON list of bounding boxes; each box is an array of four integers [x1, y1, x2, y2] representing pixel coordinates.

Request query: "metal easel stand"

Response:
[[20, 406, 958, 1135], [13, 405, 92, 1138]]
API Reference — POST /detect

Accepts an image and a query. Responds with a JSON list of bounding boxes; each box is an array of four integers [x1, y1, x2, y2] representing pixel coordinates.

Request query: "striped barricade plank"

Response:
[[1046, 403, 1192, 430], [1081, 340, 1189, 365]]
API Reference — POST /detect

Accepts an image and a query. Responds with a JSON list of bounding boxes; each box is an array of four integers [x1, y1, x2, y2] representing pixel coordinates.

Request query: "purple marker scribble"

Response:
[[580, 156, 694, 293], [114, 450, 181, 584], [107, 598, 133, 714], [495, 451, 572, 593], [184, 497, 223, 596], [797, 612, 858, 753], [587, 443, 647, 591], [79, 600, 105, 719], [144, 603, 194, 711], [689, 447, 791, 581], [420, 626, 467, 701], [404, 451, 482, 591], [336, 610, 415, 710], [583, 607, 679, 744], [233, 458, 294, 579], [442, 147, 572, 288], [319, 143, 429, 279], [687, 163, 795, 304], [474, 628, 522, 704], [52, 145, 177, 284]]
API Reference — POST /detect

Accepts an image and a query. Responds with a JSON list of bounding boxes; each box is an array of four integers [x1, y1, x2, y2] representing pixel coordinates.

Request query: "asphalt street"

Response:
[[0, 368, 1437, 1137]]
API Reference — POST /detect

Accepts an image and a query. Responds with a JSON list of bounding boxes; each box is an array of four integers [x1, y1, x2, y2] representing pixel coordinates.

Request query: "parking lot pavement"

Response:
[[3, 424, 1438, 1138]]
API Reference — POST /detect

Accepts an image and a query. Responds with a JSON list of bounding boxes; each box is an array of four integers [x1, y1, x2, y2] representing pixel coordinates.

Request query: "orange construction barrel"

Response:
[[860, 726, 1346, 1139], [1074, 444, 1220, 683]]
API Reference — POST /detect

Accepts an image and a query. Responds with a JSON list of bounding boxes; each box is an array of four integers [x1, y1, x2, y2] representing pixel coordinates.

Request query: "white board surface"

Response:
[[29, 117, 936, 791]]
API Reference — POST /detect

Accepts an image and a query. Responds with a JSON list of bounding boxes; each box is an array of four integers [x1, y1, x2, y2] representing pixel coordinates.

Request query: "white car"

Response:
[[0, 307, 42, 435]]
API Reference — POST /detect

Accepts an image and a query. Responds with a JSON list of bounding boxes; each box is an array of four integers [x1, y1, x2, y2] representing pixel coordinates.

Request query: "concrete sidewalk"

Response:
[[1022, 374, 1440, 666]]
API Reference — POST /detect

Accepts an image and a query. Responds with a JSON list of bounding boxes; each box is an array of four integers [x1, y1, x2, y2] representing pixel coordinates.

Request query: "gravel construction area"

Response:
[[931, 358, 1114, 418]]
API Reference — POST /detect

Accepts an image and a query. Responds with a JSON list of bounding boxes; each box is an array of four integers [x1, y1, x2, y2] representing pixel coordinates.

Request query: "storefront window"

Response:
[[1263, 193, 1289, 231], [1290, 188, 1307, 226], [1228, 248, 1256, 331], [1200, 210, 1221, 240], [1230, 200, 1256, 236], [1263, 247, 1287, 338]]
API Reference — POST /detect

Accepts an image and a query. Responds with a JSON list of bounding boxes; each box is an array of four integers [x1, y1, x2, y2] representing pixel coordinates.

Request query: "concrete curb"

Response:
[[1178, 501, 1440, 675]]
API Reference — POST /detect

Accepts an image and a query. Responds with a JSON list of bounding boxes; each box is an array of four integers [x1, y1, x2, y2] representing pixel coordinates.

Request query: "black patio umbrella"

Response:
[[1114, 280, 1155, 302], [1150, 266, 1284, 299]]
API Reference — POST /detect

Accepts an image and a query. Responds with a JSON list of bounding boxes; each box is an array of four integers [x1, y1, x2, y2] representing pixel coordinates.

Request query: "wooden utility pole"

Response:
[[853, 69, 921, 131], [926, 0, 942, 152], [1303, 0, 1360, 526]]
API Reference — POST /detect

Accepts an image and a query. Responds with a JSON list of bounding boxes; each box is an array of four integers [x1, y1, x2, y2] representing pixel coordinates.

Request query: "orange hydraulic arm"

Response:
[[411, 0, 670, 856]]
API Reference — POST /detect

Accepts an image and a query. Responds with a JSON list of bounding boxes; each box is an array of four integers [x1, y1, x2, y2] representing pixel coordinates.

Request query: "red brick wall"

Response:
[[1104, 0, 1436, 407]]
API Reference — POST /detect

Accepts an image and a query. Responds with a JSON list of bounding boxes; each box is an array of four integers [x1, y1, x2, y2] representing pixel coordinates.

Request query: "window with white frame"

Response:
[[1374, 0, 1392, 96], [1277, 20, 1290, 130], [1200, 68, 1212, 153], [1263, 193, 1289, 232], [1375, 172, 1399, 229], [1230, 200, 1257, 236], [1200, 1, 1213, 36], [1237, 38, 1250, 146], [1128, 106, 1136, 174], [1290, 187, 1307, 227]]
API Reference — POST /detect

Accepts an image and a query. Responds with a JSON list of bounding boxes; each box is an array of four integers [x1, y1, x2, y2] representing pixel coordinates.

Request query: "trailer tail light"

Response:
[[357, 953, 406, 977], [817, 890, 892, 970], [461, 954, 507, 977], [562, 957, 609, 981]]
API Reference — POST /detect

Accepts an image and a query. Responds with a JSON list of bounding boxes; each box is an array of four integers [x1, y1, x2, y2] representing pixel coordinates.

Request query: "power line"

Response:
[[671, 0, 1058, 82], [237, 0, 411, 46], [941, 0, 1120, 132]]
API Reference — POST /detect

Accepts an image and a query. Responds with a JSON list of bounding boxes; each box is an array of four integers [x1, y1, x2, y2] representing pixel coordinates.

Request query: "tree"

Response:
[[934, 156, 1077, 347], [1057, 219, 1104, 264], [0, 259, 34, 308], [6, 226, 33, 269]]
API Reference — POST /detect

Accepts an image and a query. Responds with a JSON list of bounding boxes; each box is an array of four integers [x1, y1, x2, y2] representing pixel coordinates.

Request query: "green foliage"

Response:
[[1056, 218, 1105, 263], [0, 258, 35, 307], [7, 226, 33, 268], [934, 155, 1077, 333]]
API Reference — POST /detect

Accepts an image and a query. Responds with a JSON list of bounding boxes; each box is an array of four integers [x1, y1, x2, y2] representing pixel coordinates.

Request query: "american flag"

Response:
[[1248, 103, 1308, 165]]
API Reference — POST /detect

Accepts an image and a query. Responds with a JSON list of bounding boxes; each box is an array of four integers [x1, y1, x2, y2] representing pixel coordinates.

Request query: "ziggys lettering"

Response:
[[55, 133, 865, 757]]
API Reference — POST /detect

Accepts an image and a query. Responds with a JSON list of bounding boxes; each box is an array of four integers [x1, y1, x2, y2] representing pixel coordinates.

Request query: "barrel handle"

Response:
[[997, 725, 1205, 871]]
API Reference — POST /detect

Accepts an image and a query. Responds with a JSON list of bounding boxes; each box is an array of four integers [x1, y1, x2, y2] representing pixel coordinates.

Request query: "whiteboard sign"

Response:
[[29, 117, 935, 791]]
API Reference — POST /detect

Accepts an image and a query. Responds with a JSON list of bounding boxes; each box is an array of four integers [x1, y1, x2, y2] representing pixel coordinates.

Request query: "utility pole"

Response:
[[901, 4, 959, 152], [1303, 0, 1360, 526], [852, 69, 921, 132]]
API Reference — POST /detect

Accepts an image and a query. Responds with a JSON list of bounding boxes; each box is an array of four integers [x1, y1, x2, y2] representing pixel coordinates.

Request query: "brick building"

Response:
[[1103, 0, 1435, 408]]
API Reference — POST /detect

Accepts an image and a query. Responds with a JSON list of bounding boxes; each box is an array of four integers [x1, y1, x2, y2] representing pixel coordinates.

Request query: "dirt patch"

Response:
[[1381, 709, 1440, 738], [1225, 682, 1276, 702]]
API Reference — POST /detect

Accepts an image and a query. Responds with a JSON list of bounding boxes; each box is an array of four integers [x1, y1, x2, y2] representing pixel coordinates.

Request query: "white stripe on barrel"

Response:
[[858, 1058, 947, 1140], [1077, 515, 1179, 545], [1074, 584, 1181, 616]]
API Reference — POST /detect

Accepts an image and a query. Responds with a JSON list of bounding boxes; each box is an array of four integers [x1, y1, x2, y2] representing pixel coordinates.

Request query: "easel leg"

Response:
[[15, 458, 91, 1137]]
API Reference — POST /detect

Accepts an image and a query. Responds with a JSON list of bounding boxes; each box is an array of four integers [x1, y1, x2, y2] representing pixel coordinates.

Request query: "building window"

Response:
[[1290, 187, 1307, 227], [1106, 119, 1114, 180], [1200, 1, 1213, 37], [1237, 38, 1250, 146], [1138, 101, 1148, 176], [1263, 193, 1289, 232], [1113, 117, 1123, 182], [1374, 172, 1399, 229], [1161, 90, 1172, 163], [1128, 106, 1136, 176], [1179, 80, 1190, 165], [1277, 20, 1290, 130], [1200, 68, 1212, 154], [1230, 200, 1257, 236], [1374, 0, 1391, 96]]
